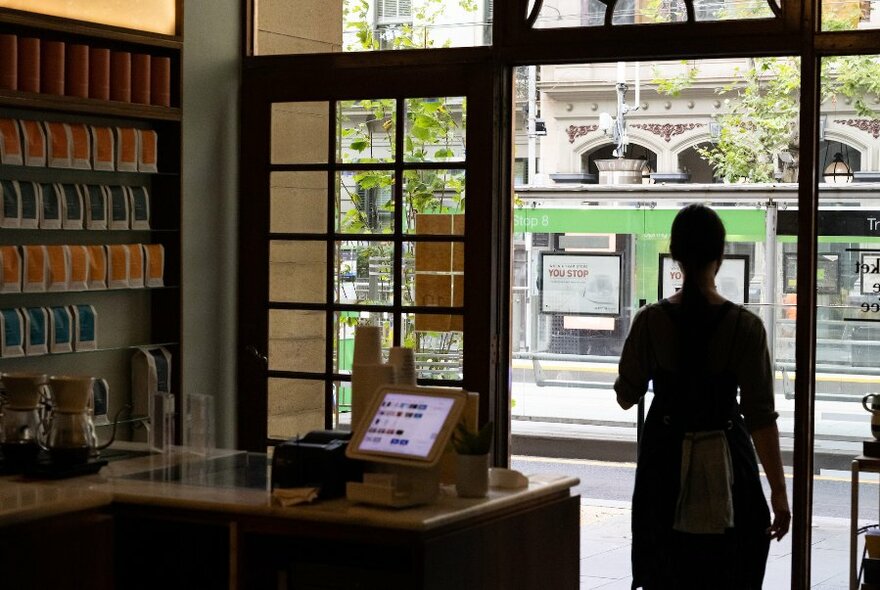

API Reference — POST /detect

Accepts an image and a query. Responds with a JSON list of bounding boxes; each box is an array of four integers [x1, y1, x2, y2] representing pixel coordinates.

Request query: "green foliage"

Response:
[[452, 421, 494, 455], [651, 61, 698, 97], [653, 56, 880, 182]]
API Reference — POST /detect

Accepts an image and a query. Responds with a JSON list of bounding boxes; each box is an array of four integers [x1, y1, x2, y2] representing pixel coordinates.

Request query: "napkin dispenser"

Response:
[[271, 430, 362, 499]]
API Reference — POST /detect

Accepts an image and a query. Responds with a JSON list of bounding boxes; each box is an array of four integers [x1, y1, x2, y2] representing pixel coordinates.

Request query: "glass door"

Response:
[[237, 58, 501, 451]]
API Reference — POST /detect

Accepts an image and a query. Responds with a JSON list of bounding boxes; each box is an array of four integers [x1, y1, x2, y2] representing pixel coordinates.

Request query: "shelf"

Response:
[[0, 227, 180, 234], [0, 7, 182, 49], [0, 341, 179, 361], [0, 285, 179, 297], [0, 90, 181, 121]]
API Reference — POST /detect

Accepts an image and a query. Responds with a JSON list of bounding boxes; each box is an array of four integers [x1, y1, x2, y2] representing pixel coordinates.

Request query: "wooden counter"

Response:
[[0, 447, 581, 589]]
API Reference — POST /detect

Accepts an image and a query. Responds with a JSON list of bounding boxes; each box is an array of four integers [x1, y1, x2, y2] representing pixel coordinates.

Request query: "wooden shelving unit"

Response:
[[0, 5, 183, 440]]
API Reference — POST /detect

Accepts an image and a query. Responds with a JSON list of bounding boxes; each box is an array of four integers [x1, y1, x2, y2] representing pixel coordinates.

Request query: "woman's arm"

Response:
[[751, 422, 791, 541], [614, 308, 652, 410]]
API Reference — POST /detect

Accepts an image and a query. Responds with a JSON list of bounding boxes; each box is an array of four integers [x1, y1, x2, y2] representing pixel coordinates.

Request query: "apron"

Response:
[[630, 301, 771, 590]]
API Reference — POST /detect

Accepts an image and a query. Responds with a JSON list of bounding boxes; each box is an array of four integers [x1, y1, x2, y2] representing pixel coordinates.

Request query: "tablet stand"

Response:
[[346, 462, 441, 508]]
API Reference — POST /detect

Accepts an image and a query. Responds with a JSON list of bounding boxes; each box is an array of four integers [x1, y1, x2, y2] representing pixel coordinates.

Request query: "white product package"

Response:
[[45, 245, 70, 292], [1, 179, 20, 229], [0, 246, 22, 293], [90, 126, 115, 172], [48, 305, 73, 353], [131, 346, 173, 419], [108, 185, 130, 230], [46, 122, 72, 169], [127, 244, 145, 288], [19, 120, 47, 167], [144, 243, 165, 288], [17, 181, 39, 229], [0, 308, 25, 357], [60, 184, 84, 230], [128, 186, 150, 229], [22, 245, 47, 293], [67, 245, 89, 291], [107, 244, 130, 289], [71, 304, 97, 351], [0, 118, 23, 166], [39, 183, 62, 229], [86, 245, 107, 290], [84, 184, 108, 230], [24, 307, 49, 356]]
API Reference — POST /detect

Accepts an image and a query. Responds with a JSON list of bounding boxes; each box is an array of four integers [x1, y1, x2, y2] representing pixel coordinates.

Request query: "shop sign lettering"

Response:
[[858, 254, 880, 314]]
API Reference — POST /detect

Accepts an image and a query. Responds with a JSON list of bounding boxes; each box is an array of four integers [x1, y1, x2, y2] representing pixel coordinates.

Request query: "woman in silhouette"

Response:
[[615, 203, 790, 589]]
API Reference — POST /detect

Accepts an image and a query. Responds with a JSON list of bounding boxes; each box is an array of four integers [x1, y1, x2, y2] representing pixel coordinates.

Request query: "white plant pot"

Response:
[[456, 453, 489, 498]]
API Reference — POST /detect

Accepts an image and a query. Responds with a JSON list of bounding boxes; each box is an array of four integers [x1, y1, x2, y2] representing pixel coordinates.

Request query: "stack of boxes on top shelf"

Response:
[[0, 32, 171, 107]]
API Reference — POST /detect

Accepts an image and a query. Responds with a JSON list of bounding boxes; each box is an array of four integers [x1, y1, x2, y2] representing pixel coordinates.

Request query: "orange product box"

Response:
[[144, 244, 164, 288], [45, 121, 71, 168], [68, 123, 91, 170], [127, 244, 145, 288], [107, 244, 130, 288], [67, 245, 89, 291], [19, 119, 46, 166], [90, 126, 115, 171], [0, 118, 23, 166], [0, 245, 22, 293], [115, 127, 138, 172], [45, 244, 69, 292], [22, 244, 47, 293], [137, 129, 158, 173], [87, 245, 107, 289]]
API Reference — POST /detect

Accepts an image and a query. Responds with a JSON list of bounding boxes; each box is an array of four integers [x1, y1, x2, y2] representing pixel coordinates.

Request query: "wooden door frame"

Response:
[[237, 53, 509, 458]]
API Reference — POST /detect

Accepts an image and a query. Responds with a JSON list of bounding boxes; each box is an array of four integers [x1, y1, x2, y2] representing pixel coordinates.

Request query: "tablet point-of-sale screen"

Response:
[[359, 392, 455, 459]]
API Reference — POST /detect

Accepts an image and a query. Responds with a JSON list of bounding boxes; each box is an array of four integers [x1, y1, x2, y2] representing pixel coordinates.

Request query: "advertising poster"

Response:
[[783, 253, 839, 295], [541, 253, 621, 316], [659, 254, 749, 304], [860, 252, 880, 295]]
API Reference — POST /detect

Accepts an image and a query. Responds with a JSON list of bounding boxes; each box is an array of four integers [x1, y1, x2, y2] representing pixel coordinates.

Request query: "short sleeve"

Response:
[[736, 313, 778, 432], [614, 306, 653, 407]]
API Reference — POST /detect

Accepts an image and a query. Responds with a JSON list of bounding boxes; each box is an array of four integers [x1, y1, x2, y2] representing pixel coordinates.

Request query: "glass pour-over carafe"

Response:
[[0, 372, 49, 465]]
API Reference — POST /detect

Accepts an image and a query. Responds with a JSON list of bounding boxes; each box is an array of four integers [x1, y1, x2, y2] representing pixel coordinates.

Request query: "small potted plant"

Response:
[[451, 421, 493, 498]]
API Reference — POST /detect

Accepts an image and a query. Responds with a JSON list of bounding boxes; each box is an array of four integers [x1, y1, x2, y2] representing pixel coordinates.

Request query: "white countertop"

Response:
[[0, 445, 579, 532]]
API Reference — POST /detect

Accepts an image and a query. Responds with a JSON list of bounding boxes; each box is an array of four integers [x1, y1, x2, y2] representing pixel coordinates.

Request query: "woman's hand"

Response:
[[767, 490, 791, 541]]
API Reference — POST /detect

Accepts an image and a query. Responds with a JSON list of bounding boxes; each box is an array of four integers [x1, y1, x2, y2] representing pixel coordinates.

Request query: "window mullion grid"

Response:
[[324, 98, 339, 428], [393, 96, 406, 348]]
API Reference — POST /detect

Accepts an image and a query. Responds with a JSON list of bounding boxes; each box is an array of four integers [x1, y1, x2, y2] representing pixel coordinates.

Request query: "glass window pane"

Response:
[[404, 97, 466, 163], [337, 99, 396, 163], [255, 0, 492, 55], [335, 241, 395, 304], [272, 102, 330, 164], [822, 0, 880, 31], [333, 380, 353, 429], [342, 0, 492, 52], [256, 0, 343, 54], [268, 310, 326, 373], [403, 313, 463, 380], [270, 241, 327, 303], [404, 170, 466, 234], [529, 0, 775, 27], [271, 172, 328, 234], [333, 312, 394, 375], [268, 378, 325, 439], [815, 54, 880, 587], [405, 241, 464, 307], [337, 170, 395, 234]]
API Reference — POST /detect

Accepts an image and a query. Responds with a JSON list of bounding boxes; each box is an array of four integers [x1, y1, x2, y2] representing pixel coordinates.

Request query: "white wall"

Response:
[[183, 0, 240, 447]]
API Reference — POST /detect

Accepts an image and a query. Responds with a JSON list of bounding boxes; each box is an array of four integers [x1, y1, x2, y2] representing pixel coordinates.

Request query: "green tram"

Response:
[[512, 183, 880, 405]]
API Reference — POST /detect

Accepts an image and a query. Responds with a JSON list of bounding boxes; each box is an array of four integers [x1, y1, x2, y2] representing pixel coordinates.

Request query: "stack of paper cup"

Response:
[[351, 325, 393, 434], [389, 347, 417, 385], [353, 325, 382, 365], [351, 363, 396, 434]]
